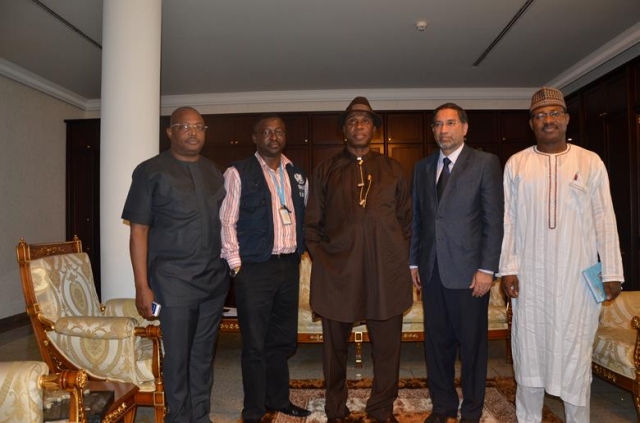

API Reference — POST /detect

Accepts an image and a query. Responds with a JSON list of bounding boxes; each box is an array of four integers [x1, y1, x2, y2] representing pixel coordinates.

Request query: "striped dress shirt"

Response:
[[220, 152, 306, 269]]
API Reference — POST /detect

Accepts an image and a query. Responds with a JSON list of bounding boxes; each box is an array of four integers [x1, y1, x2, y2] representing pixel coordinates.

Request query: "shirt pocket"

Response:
[[568, 179, 589, 212]]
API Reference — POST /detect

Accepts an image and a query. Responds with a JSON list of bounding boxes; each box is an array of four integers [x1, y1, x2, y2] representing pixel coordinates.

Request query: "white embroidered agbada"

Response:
[[500, 144, 624, 406]]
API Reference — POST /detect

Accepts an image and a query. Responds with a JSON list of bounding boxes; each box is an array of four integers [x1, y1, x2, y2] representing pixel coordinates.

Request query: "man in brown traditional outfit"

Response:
[[305, 96, 413, 423]]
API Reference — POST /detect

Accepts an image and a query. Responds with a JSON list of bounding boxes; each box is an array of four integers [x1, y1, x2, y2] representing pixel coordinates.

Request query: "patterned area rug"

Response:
[[265, 378, 563, 423]]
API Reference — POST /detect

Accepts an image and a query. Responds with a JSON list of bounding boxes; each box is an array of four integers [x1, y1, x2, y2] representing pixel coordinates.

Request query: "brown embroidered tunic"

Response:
[[305, 149, 413, 322]]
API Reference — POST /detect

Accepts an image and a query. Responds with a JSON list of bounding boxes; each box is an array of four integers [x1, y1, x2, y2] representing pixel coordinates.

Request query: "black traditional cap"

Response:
[[337, 96, 382, 128], [530, 87, 566, 113]]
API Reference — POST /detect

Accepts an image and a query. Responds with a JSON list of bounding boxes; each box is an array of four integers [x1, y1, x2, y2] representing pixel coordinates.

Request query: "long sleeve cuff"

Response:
[[226, 256, 241, 270]]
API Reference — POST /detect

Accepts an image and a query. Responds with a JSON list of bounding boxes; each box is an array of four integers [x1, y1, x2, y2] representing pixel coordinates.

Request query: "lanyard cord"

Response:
[[269, 163, 287, 209]]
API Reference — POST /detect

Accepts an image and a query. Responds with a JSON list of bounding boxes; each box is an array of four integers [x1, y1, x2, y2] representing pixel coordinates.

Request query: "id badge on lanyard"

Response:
[[279, 206, 292, 225]]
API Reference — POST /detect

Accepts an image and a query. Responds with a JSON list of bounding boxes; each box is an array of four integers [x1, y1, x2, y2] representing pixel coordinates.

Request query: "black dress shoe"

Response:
[[459, 419, 479, 423], [267, 403, 311, 417], [243, 420, 261, 423], [424, 413, 453, 423]]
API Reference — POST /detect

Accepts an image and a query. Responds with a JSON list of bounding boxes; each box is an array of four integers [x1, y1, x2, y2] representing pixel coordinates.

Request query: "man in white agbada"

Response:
[[499, 87, 624, 423]]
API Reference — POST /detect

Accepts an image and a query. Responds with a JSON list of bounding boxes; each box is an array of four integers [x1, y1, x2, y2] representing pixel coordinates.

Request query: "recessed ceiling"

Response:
[[0, 0, 639, 100]]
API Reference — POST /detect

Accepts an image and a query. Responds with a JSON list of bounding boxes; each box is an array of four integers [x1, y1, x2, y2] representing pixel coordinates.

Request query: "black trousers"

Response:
[[423, 260, 489, 420], [321, 314, 403, 421], [234, 254, 300, 420], [160, 293, 227, 423]]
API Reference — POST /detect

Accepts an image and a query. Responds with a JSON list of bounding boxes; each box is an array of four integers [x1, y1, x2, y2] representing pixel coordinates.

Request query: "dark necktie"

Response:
[[436, 157, 451, 201]]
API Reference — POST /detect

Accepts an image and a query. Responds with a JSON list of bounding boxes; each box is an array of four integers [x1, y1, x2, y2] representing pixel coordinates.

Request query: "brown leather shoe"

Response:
[[424, 414, 453, 423]]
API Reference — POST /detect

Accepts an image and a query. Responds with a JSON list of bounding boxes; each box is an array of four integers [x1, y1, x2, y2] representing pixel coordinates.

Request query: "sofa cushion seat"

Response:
[[593, 326, 637, 380], [298, 252, 507, 335], [400, 295, 423, 334]]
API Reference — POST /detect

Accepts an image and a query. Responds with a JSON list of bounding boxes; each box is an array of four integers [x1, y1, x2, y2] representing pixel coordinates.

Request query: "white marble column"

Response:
[[100, 0, 162, 300]]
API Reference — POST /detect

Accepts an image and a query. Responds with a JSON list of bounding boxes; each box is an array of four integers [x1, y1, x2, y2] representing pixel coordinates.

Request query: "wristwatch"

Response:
[[230, 266, 241, 278]]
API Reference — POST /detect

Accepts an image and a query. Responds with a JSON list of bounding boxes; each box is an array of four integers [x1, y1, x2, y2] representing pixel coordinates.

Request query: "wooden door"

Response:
[[66, 119, 101, 297]]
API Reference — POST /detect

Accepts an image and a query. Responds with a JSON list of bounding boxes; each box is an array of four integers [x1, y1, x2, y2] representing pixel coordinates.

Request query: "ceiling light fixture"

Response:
[[416, 21, 427, 32]]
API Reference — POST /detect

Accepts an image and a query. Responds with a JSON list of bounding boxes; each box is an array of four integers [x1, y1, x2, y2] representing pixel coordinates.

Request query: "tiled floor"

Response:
[[0, 325, 636, 422]]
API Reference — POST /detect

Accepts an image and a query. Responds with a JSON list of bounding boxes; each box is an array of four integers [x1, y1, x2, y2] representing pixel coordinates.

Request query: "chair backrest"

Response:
[[17, 237, 102, 319], [600, 291, 640, 329], [16, 237, 102, 373], [489, 278, 506, 308], [30, 252, 103, 320]]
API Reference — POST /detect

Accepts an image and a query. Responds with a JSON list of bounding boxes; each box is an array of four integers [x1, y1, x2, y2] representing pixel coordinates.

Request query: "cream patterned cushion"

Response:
[[298, 252, 321, 334], [0, 361, 49, 423], [488, 279, 508, 331], [592, 291, 640, 379]]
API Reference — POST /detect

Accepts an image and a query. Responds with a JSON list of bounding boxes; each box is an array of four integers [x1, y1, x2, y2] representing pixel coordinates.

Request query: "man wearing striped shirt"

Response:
[[220, 113, 309, 423]]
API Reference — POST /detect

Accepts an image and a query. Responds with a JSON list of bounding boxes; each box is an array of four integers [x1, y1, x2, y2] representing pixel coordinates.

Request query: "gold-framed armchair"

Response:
[[16, 237, 165, 422], [0, 360, 87, 423], [591, 290, 640, 419]]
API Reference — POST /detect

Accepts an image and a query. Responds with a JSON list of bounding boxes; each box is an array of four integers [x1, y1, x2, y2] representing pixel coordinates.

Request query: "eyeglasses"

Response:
[[259, 129, 286, 138], [171, 123, 208, 132], [531, 110, 567, 121], [431, 120, 460, 130]]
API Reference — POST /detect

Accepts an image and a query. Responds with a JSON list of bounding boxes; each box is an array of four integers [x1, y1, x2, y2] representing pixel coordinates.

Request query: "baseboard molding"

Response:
[[0, 312, 29, 333]]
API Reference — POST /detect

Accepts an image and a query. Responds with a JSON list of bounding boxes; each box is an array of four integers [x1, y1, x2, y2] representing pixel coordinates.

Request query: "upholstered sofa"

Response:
[[591, 290, 640, 419], [297, 252, 511, 366], [0, 360, 87, 422]]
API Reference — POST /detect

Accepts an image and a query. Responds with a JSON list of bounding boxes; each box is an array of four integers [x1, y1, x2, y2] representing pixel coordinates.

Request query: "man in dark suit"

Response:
[[410, 103, 504, 423]]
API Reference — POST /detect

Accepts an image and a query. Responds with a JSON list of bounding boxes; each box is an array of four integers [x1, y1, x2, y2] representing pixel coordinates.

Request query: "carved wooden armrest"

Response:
[[40, 369, 88, 423], [55, 316, 136, 339], [134, 325, 164, 387]]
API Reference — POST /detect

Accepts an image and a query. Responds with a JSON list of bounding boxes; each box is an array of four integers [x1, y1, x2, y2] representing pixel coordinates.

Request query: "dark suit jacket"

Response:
[[410, 144, 504, 288]]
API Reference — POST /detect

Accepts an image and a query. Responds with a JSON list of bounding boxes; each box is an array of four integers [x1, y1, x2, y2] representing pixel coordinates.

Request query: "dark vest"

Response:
[[232, 156, 306, 263]]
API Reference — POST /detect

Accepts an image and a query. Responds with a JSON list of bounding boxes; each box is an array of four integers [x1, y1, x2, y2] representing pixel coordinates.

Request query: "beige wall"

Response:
[[0, 75, 85, 319]]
